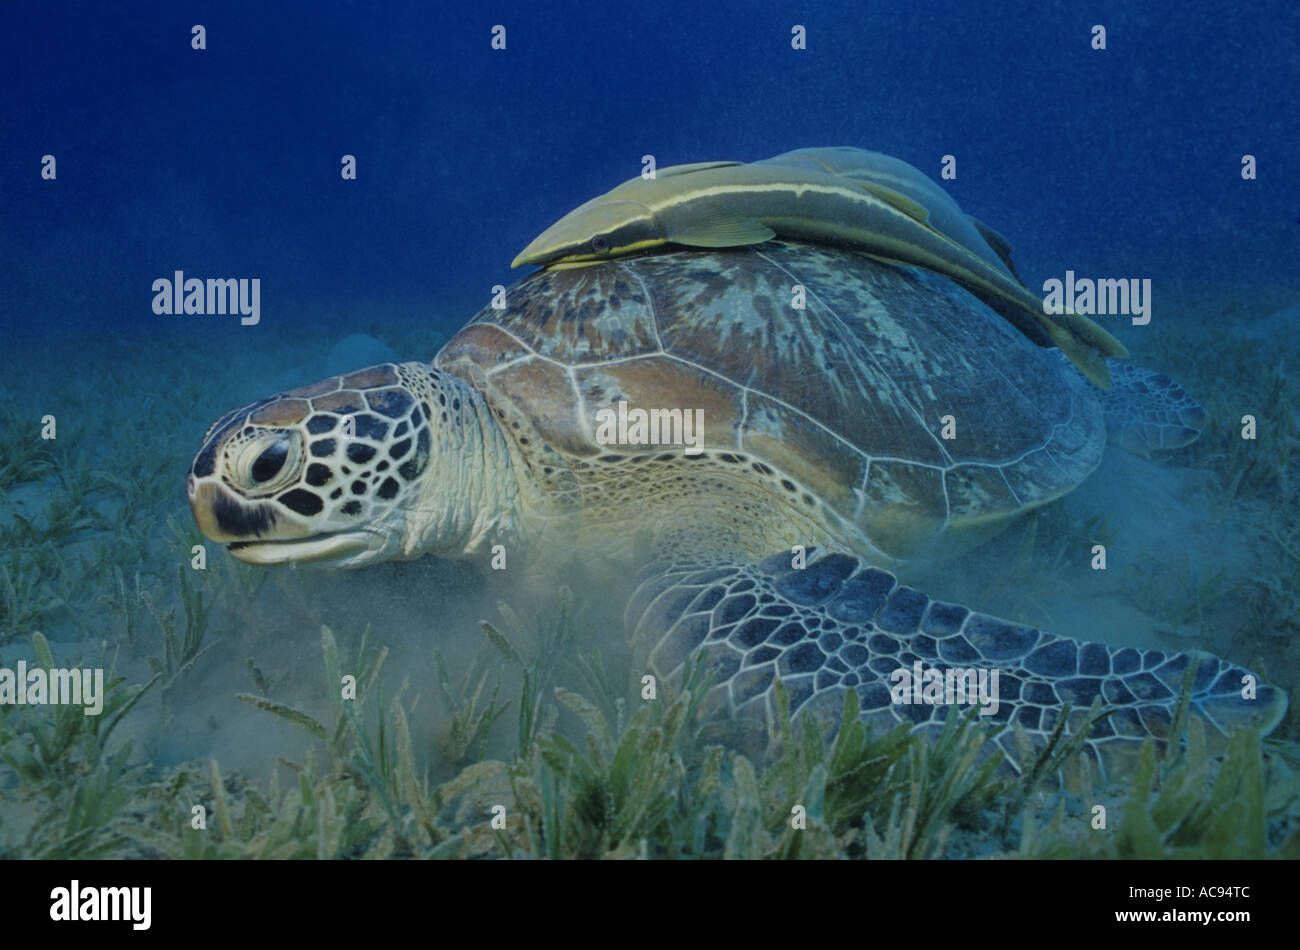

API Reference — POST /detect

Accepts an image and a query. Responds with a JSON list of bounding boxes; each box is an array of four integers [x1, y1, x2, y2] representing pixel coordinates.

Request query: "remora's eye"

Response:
[[250, 438, 290, 483], [591, 234, 611, 253]]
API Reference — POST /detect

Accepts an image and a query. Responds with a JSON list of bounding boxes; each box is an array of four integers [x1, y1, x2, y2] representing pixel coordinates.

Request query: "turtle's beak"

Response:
[[224, 532, 376, 566], [188, 478, 291, 543], [187, 477, 228, 541], [188, 476, 381, 568]]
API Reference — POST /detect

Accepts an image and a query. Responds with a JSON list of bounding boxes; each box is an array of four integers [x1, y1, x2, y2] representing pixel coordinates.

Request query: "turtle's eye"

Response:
[[251, 439, 290, 483], [591, 234, 611, 253], [236, 432, 301, 494]]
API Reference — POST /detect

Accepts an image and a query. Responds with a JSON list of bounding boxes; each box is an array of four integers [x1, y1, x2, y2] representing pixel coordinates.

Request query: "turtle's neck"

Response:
[[403, 369, 523, 560]]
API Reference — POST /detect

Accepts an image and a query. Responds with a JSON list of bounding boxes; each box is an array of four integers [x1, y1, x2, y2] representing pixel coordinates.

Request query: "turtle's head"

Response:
[[188, 362, 453, 568]]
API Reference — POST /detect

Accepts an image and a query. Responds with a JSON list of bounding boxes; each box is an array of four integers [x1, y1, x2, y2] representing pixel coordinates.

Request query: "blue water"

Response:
[[2, 0, 1297, 340]]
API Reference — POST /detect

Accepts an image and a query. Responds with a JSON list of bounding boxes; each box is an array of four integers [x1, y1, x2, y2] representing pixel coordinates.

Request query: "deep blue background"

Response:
[[2, 0, 1297, 340]]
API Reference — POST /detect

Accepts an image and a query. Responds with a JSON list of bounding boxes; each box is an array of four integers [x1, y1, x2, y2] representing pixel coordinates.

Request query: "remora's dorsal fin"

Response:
[[666, 203, 776, 247], [856, 181, 934, 227], [1057, 310, 1129, 360]]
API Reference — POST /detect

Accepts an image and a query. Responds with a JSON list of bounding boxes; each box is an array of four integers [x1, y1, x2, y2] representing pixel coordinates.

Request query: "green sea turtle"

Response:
[[187, 240, 1286, 774]]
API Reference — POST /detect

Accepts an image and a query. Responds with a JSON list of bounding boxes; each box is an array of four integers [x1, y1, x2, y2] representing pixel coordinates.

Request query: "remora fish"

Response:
[[512, 147, 1126, 388]]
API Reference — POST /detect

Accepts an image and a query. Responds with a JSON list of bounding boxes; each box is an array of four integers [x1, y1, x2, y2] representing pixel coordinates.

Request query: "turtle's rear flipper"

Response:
[[1097, 359, 1209, 456], [627, 550, 1286, 779]]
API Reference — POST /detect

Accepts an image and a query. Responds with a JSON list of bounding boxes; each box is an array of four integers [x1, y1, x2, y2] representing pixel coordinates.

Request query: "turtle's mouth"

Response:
[[225, 530, 376, 567]]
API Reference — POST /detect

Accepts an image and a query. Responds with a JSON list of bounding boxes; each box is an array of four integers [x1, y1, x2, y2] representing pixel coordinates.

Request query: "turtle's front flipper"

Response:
[[627, 551, 1286, 777]]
